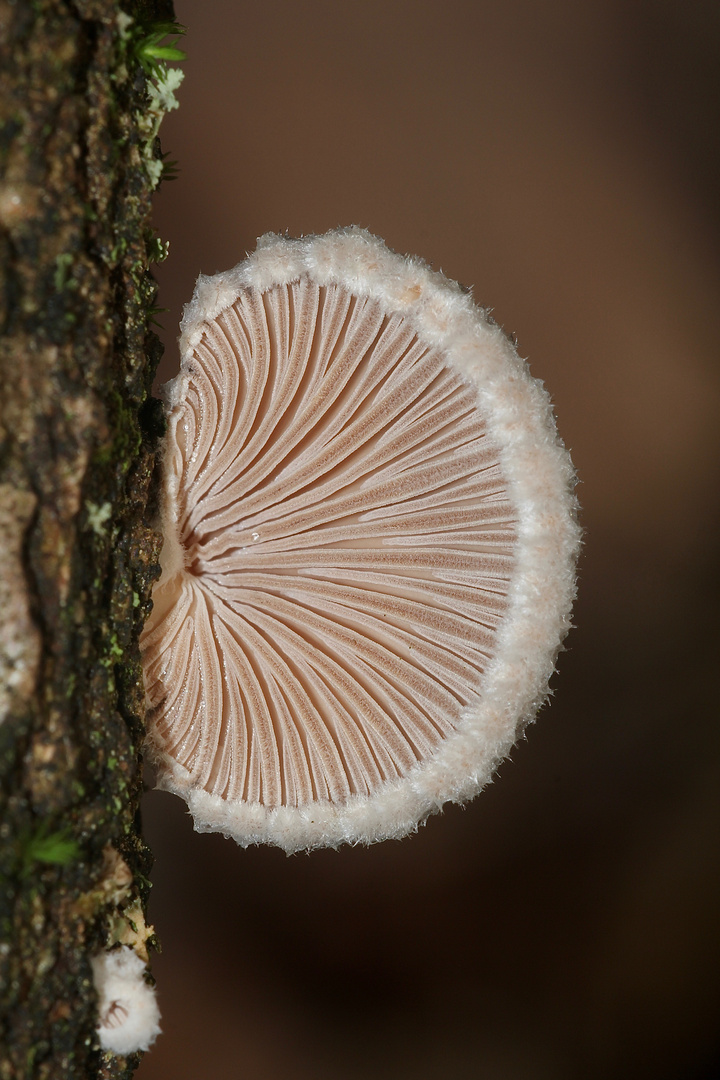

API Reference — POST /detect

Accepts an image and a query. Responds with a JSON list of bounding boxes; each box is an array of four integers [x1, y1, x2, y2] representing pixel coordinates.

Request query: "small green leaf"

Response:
[[142, 44, 187, 62], [133, 21, 187, 76], [20, 824, 80, 876]]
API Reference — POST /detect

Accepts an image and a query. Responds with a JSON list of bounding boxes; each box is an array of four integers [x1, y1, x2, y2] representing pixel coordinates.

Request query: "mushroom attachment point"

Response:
[[141, 228, 580, 853]]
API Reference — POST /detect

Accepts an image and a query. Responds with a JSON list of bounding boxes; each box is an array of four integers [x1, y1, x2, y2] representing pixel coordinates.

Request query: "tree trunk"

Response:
[[0, 2, 179, 1075]]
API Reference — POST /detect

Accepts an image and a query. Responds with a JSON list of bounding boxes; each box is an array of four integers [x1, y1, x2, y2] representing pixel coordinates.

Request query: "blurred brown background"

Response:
[[137, 2, 720, 1078]]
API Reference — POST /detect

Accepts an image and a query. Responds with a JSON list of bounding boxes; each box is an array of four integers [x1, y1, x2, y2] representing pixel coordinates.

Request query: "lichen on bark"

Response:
[[0, 1, 179, 1076]]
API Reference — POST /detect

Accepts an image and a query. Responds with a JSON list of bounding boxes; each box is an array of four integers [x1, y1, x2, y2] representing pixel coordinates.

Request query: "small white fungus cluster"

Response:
[[91, 946, 161, 1055]]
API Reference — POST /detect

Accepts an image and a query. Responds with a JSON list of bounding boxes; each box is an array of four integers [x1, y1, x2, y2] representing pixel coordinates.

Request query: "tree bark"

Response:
[[0, 2, 178, 1075]]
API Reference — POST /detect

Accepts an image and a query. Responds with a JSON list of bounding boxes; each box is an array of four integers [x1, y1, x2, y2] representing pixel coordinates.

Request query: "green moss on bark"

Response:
[[0, 1, 179, 1076]]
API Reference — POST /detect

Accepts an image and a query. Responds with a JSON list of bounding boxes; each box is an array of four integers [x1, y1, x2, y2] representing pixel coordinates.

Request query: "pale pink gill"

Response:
[[141, 277, 517, 808]]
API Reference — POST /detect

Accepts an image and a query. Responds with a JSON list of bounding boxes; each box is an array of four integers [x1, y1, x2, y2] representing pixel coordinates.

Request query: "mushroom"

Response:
[[140, 227, 580, 853]]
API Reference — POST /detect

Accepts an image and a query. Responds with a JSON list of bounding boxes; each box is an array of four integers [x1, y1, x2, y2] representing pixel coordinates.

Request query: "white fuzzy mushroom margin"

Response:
[[149, 227, 580, 854]]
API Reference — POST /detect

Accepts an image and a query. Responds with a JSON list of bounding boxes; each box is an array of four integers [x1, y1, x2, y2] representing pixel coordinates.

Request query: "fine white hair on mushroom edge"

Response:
[[141, 226, 581, 854], [91, 946, 161, 1055]]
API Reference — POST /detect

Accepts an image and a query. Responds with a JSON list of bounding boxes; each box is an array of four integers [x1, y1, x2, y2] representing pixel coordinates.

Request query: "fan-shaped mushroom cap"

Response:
[[141, 228, 579, 853]]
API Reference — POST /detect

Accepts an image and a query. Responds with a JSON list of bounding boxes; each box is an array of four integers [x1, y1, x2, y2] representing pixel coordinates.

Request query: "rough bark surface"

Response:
[[0, 1, 176, 1076]]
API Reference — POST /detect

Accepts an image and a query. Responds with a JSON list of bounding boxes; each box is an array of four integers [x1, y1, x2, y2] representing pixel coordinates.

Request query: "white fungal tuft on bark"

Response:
[[91, 946, 161, 1056]]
